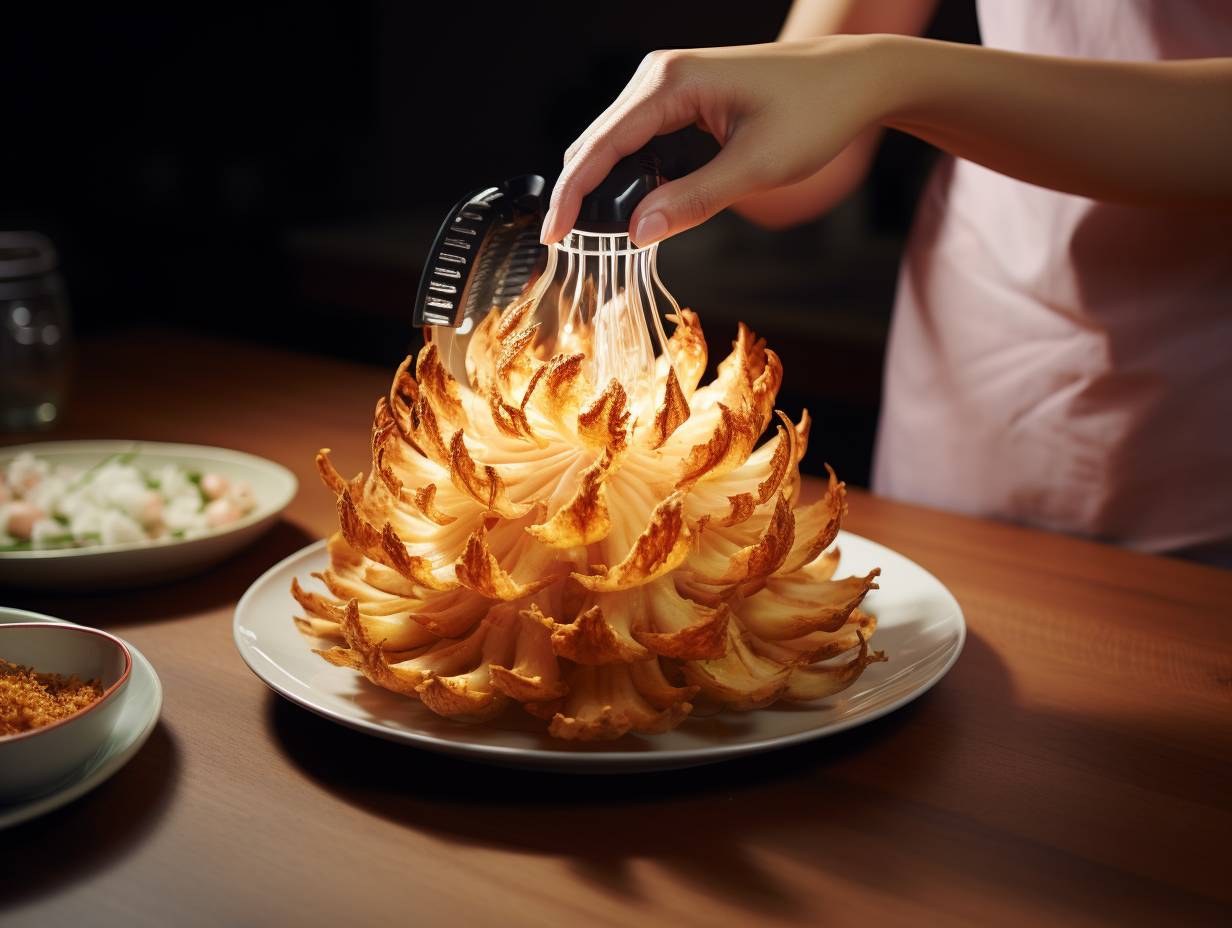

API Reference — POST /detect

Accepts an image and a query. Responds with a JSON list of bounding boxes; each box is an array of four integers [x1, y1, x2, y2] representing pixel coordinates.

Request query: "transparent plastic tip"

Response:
[[425, 229, 680, 419], [549, 230, 679, 414]]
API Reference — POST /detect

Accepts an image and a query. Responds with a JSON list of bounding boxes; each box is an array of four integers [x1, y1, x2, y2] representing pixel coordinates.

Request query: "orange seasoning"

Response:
[[0, 658, 104, 736]]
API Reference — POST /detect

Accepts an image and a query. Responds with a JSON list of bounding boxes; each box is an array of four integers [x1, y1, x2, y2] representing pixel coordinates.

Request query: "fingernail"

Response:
[[540, 208, 558, 245], [633, 212, 668, 247]]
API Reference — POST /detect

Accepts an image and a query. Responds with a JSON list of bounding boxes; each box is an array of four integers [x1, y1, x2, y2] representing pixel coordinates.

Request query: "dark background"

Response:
[[2, 1, 978, 486]]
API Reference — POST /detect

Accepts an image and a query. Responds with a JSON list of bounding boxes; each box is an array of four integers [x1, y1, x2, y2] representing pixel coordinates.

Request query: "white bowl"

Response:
[[0, 440, 298, 590], [0, 622, 133, 799]]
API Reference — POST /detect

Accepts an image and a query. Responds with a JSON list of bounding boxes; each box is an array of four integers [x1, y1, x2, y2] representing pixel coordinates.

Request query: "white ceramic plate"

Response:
[[235, 532, 964, 772], [0, 607, 163, 828], [0, 440, 298, 590]]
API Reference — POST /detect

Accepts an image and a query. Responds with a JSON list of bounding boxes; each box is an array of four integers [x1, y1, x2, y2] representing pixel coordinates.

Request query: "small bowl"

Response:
[[0, 623, 132, 799]]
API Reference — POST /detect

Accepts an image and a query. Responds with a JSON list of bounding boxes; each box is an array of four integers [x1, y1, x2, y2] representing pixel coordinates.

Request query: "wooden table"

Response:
[[3, 330, 1229, 927]]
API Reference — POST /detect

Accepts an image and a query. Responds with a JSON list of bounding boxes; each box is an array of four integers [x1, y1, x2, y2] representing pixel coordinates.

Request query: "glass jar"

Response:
[[0, 232, 72, 431]]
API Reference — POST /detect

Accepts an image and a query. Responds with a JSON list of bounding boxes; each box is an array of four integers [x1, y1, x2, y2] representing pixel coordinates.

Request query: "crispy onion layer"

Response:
[[293, 308, 885, 740]]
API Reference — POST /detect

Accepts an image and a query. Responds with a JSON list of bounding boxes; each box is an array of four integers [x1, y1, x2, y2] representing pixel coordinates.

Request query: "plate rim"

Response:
[[234, 534, 966, 769], [0, 439, 298, 561], [0, 607, 164, 828]]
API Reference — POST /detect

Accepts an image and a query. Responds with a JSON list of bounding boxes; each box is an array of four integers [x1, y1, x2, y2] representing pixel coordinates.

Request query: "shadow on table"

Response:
[[5, 520, 315, 628], [0, 722, 181, 912], [266, 633, 1008, 919], [269, 629, 1230, 922]]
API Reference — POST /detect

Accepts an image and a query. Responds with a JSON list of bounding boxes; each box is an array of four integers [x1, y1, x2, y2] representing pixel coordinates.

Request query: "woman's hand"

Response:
[[541, 37, 896, 247], [544, 34, 1232, 247]]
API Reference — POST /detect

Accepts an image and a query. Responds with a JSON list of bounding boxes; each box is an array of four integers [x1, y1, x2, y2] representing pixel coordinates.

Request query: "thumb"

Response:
[[627, 135, 770, 247]]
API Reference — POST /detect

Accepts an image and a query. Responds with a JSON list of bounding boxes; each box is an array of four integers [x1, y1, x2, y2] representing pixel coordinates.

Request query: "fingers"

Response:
[[542, 100, 675, 244], [563, 52, 661, 167], [541, 112, 658, 244], [542, 51, 699, 244], [627, 133, 770, 247]]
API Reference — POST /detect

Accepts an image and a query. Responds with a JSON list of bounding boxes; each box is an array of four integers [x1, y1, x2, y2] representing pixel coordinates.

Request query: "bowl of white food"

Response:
[[0, 441, 297, 590]]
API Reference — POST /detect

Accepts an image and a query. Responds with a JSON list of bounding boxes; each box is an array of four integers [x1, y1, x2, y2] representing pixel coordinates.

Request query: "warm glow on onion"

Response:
[[292, 300, 886, 740]]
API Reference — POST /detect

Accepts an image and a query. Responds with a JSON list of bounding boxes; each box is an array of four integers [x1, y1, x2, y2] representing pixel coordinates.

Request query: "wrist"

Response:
[[859, 34, 942, 132]]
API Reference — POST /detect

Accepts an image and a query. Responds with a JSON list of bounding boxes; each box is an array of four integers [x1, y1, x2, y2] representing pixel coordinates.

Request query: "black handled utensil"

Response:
[[413, 127, 719, 330]]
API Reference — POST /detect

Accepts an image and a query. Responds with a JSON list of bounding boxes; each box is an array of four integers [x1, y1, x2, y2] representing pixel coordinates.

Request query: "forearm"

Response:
[[880, 36, 1232, 207], [546, 22, 1230, 246], [731, 0, 936, 228]]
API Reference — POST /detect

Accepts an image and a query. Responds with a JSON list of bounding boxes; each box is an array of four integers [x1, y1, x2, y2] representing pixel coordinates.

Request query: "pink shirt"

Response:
[[872, 0, 1232, 561]]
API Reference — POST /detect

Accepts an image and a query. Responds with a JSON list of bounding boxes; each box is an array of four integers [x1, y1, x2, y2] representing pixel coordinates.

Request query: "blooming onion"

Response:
[[292, 301, 886, 740]]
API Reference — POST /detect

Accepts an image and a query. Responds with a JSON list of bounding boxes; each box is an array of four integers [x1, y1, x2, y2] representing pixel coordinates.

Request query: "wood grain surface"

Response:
[[2, 330, 1229, 928]]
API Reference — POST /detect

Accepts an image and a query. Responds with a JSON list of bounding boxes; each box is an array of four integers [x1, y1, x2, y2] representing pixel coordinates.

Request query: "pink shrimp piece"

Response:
[[201, 473, 230, 501], [204, 498, 242, 528], [5, 502, 45, 540]]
